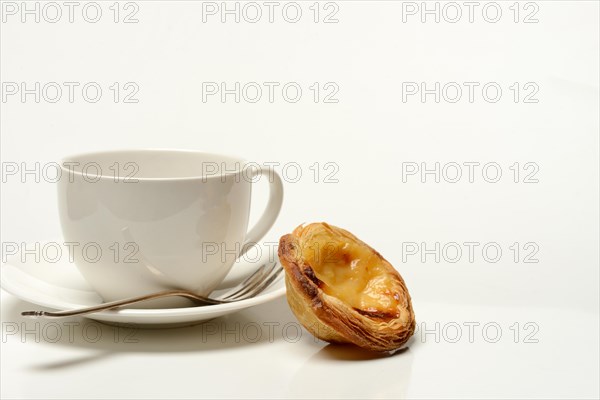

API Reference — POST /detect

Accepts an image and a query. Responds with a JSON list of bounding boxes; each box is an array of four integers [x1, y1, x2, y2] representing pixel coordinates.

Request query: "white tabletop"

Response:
[[2, 290, 598, 399], [1, 1, 599, 398]]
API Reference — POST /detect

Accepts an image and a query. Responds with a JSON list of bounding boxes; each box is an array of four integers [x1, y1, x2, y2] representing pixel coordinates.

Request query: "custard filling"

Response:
[[300, 232, 400, 315]]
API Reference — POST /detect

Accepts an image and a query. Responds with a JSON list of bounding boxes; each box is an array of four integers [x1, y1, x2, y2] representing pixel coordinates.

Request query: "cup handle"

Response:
[[239, 166, 284, 257]]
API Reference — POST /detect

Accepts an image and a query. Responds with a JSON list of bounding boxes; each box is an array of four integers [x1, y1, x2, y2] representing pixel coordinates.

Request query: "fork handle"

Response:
[[20, 290, 222, 318]]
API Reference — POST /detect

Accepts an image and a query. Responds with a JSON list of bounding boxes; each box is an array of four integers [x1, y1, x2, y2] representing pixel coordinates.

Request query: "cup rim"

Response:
[[59, 148, 250, 182]]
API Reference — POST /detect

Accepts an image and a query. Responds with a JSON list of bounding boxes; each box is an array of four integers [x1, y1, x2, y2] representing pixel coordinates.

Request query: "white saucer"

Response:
[[0, 243, 285, 327]]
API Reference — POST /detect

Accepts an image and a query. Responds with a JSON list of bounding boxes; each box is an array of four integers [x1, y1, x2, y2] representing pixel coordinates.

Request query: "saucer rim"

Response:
[[0, 246, 286, 319], [0, 272, 286, 318]]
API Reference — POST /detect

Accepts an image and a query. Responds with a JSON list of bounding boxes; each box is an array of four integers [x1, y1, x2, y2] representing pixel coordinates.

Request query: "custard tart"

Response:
[[278, 222, 415, 352]]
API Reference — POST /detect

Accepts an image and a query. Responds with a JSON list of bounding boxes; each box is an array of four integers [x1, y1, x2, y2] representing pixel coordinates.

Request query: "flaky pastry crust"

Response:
[[278, 222, 415, 352]]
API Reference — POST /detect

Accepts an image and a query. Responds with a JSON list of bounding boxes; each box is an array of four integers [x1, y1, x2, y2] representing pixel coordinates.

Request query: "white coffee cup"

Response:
[[57, 149, 284, 303]]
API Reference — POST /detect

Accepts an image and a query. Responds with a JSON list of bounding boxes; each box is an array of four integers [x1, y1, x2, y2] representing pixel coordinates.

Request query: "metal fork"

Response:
[[21, 261, 283, 318]]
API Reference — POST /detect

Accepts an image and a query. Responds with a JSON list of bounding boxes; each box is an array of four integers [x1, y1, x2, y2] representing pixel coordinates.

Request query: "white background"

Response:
[[1, 1, 599, 398]]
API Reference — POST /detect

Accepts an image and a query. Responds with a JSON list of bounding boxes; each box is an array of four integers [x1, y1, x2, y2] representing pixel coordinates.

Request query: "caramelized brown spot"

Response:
[[288, 261, 319, 300], [341, 251, 352, 264], [303, 265, 323, 287], [354, 308, 399, 320]]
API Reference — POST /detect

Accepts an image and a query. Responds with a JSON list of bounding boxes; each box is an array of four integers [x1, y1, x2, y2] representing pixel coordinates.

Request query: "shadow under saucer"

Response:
[[2, 295, 295, 370]]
